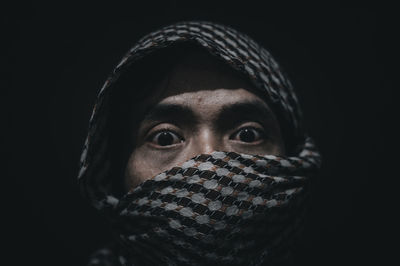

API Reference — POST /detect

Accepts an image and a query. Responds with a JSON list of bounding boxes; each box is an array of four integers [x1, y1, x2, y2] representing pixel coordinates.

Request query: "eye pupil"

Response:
[[239, 128, 256, 142], [158, 132, 174, 146]]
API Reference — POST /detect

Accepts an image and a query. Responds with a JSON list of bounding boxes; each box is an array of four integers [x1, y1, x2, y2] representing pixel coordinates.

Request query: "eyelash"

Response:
[[146, 124, 266, 146], [146, 128, 184, 141], [230, 126, 266, 140]]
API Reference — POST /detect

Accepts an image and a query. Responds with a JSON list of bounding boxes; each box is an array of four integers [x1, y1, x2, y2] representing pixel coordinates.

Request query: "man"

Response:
[[78, 21, 321, 265]]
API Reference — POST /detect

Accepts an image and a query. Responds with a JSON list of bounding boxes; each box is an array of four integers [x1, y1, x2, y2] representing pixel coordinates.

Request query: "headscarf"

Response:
[[78, 21, 321, 265]]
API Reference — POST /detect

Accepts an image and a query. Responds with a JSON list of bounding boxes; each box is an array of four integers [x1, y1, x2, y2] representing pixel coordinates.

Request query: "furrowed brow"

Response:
[[216, 100, 274, 128], [141, 103, 196, 125]]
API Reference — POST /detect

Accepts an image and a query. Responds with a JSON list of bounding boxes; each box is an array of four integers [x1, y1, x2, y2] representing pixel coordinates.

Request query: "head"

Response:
[[80, 21, 321, 265]]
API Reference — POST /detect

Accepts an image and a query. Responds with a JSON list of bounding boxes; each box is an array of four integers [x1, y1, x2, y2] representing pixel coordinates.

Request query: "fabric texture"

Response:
[[78, 21, 321, 265]]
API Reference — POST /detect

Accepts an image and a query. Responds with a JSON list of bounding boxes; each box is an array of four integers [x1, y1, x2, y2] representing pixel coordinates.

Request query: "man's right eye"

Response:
[[149, 130, 183, 147]]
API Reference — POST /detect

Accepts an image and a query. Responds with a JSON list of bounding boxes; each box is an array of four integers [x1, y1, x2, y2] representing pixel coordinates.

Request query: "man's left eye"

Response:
[[230, 127, 265, 143]]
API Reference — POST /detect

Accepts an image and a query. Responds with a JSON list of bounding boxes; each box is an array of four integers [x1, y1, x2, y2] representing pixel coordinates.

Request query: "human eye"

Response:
[[230, 126, 266, 143], [147, 129, 184, 147]]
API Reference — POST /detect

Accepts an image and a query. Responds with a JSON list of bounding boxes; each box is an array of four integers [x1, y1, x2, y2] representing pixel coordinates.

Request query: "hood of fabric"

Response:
[[78, 21, 321, 265], [79, 21, 311, 210]]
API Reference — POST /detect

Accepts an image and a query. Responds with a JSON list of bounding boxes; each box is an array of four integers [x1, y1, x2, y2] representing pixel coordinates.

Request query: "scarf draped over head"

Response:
[[78, 21, 321, 266]]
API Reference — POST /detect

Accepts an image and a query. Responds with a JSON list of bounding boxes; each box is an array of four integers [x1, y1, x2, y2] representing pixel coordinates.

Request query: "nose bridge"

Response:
[[194, 127, 218, 155]]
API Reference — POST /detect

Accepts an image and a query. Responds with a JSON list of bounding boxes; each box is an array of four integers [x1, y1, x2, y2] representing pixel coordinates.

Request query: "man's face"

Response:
[[124, 50, 285, 190]]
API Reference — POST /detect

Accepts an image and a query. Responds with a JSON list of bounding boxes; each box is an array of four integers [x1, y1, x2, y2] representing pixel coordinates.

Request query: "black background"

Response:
[[5, 3, 397, 266]]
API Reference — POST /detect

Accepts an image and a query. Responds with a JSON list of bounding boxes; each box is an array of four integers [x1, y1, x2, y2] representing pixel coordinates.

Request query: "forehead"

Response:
[[143, 46, 266, 109], [158, 88, 267, 113]]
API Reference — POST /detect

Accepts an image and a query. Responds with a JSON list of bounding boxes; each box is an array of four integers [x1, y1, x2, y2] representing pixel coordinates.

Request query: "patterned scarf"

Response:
[[78, 21, 321, 265]]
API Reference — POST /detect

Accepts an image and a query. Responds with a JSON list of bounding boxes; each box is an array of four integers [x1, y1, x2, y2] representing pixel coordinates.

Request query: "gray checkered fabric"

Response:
[[78, 21, 321, 265]]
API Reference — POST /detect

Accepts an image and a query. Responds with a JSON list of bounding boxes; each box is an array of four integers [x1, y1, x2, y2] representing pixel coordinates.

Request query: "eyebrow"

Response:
[[141, 103, 197, 126], [216, 100, 274, 128], [141, 99, 274, 128]]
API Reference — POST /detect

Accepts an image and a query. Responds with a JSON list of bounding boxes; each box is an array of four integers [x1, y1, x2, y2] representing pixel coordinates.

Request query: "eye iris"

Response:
[[239, 128, 256, 142], [158, 132, 174, 146]]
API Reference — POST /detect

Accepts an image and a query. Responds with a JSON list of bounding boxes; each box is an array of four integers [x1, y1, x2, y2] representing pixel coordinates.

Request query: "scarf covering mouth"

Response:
[[78, 21, 322, 265]]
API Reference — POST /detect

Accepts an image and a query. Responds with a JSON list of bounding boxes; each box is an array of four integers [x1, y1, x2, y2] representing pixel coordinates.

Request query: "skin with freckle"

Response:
[[124, 50, 285, 190]]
